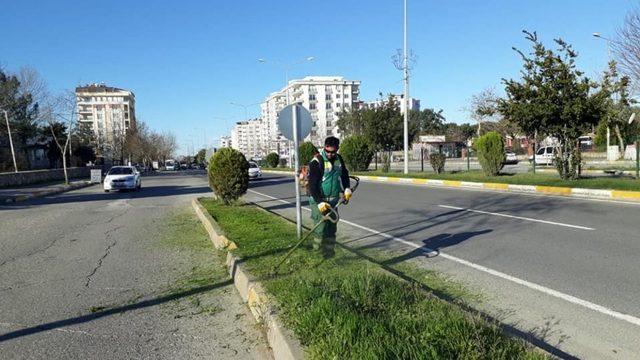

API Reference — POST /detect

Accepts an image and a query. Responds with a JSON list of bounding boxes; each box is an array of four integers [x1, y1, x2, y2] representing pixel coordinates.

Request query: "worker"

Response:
[[307, 136, 351, 258]]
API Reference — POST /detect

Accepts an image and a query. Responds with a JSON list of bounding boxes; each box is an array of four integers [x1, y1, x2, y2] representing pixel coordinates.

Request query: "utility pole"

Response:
[[403, 0, 410, 174], [2, 109, 18, 173]]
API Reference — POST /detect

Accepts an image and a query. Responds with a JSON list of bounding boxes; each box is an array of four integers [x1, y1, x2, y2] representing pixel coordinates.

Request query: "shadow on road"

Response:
[[0, 279, 233, 343]]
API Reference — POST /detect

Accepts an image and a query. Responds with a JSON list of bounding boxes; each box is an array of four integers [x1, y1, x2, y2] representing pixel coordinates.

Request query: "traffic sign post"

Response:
[[277, 103, 313, 239]]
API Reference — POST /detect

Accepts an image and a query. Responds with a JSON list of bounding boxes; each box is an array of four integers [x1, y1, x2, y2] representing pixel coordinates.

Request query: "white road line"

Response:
[[438, 205, 595, 231], [247, 188, 640, 327]]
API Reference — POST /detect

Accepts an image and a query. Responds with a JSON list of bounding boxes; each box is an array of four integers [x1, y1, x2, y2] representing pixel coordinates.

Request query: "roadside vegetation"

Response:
[[260, 167, 640, 192], [200, 198, 547, 359]]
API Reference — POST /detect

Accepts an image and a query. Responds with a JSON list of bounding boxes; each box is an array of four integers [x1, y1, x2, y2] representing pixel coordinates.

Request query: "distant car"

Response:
[[180, 163, 188, 170], [529, 146, 558, 165], [503, 152, 519, 165], [248, 162, 262, 180], [103, 166, 141, 192]]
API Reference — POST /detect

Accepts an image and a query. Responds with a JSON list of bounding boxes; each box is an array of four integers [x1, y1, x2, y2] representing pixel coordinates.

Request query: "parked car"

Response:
[[248, 162, 262, 180], [103, 166, 141, 192], [529, 146, 558, 165], [503, 152, 519, 165]]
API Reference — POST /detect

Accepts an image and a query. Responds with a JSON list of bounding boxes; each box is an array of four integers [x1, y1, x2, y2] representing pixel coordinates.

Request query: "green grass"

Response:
[[200, 198, 547, 359], [262, 166, 640, 191], [358, 170, 640, 191]]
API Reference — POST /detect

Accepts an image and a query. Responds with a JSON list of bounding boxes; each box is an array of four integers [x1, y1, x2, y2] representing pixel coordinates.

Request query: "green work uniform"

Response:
[[308, 150, 343, 258]]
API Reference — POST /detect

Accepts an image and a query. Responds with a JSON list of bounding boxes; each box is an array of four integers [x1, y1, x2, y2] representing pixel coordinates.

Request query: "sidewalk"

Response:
[[0, 180, 93, 203]]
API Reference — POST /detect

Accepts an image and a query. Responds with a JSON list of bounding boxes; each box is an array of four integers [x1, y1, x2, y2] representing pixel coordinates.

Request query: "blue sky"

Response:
[[0, 0, 635, 154]]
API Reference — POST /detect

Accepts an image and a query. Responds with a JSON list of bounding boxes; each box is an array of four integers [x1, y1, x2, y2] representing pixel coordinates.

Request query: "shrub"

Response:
[[429, 153, 446, 174], [208, 148, 249, 204], [299, 142, 319, 165], [381, 152, 391, 173], [476, 131, 505, 176], [340, 136, 375, 171], [265, 152, 279, 168]]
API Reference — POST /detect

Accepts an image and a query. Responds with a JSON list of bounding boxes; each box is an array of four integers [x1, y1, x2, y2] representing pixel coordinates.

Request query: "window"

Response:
[[309, 94, 316, 101], [325, 103, 332, 109], [309, 103, 316, 110], [336, 93, 341, 98], [325, 94, 331, 100], [537, 148, 545, 155], [336, 103, 341, 108], [344, 93, 349, 99], [546, 147, 554, 154]]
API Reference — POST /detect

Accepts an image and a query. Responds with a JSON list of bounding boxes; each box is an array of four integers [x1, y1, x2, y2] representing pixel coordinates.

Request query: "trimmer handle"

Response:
[[321, 206, 340, 224]]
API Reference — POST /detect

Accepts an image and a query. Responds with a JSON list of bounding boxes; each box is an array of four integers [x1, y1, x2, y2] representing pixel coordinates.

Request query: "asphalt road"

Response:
[[0, 171, 269, 360], [246, 173, 640, 359]]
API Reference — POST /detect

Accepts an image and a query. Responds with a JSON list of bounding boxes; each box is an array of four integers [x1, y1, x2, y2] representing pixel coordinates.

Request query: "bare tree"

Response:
[[17, 66, 49, 106], [465, 87, 500, 136], [41, 91, 78, 184], [614, 8, 640, 91]]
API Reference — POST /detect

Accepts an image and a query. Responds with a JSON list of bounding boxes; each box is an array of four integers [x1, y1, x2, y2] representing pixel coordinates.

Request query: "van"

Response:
[[529, 146, 557, 165]]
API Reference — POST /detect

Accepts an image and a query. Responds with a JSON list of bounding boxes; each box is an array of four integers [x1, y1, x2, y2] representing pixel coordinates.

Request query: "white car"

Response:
[[248, 162, 262, 180], [529, 146, 558, 165], [504, 152, 519, 165], [104, 166, 142, 192]]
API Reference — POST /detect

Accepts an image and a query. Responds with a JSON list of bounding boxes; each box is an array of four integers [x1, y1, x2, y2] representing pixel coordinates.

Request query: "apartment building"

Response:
[[219, 136, 232, 148], [75, 83, 136, 158], [261, 76, 361, 151], [362, 94, 420, 114], [231, 118, 265, 159]]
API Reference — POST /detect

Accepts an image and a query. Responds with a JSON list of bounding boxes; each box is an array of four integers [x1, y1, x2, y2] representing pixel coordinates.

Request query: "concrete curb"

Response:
[[3, 181, 94, 204], [191, 198, 305, 360], [263, 170, 640, 203]]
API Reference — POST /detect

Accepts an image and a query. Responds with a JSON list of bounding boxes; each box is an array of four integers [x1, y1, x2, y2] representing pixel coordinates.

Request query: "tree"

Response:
[[195, 148, 207, 165], [613, 8, 640, 91], [208, 148, 249, 204], [600, 60, 636, 154], [476, 131, 505, 176], [499, 31, 607, 179], [465, 87, 500, 136], [336, 108, 365, 137], [266, 152, 279, 168], [41, 91, 78, 184], [0, 69, 40, 170], [411, 108, 445, 134], [340, 135, 374, 171], [299, 141, 318, 165]]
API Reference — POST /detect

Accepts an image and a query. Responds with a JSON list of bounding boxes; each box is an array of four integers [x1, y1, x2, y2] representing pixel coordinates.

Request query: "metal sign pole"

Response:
[[292, 105, 302, 239]]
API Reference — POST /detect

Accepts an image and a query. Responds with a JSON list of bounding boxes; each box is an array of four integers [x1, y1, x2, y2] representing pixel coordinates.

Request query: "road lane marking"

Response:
[[247, 189, 640, 327], [438, 205, 595, 231]]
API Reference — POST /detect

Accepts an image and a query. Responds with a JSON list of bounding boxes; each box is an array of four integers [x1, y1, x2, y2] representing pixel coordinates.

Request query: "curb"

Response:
[[263, 170, 640, 203], [191, 198, 305, 360], [3, 181, 94, 204]]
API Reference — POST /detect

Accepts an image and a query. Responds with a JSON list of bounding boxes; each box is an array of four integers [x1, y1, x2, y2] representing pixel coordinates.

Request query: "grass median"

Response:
[[262, 167, 640, 192], [200, 198, 547, 359]]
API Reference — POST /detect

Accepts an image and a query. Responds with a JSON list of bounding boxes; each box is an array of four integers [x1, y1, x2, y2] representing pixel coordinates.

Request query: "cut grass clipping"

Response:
[[200, 198, 546, 359]]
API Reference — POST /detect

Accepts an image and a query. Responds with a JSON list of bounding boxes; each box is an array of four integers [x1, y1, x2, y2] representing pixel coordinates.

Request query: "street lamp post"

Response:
[[402, 0, 410, 174], [593, 32, 620, 158], [1, 109, 18, 173]]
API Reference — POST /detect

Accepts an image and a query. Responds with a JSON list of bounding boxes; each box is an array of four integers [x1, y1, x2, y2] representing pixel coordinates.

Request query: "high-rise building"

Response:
[[362, 94, 420, 114], [261, 76, 361, 151], [75, 83, 136, 161], [219, 136, 232, 148], [231, 118, 265, 159]]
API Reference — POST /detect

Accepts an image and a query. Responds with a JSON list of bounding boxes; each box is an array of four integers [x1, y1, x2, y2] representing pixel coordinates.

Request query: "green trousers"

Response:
[[310, 198, 339, 258]]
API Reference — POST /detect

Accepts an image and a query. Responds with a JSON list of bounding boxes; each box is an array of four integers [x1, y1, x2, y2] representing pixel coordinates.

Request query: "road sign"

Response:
[[277, 104, 313, 141], [90, 169, 102, 184], [276, 104, 313, 239]]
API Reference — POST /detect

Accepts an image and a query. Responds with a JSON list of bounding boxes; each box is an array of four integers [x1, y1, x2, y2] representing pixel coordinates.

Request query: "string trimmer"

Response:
[[271, 176, 360, 275]]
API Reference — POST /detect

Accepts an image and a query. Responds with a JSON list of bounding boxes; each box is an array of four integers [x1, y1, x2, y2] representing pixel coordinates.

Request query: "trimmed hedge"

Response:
[[266, 152, 279, 168], [208, 148, 249, 204], [476, 131, 505, 176], [340, 136, 375, 171]]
